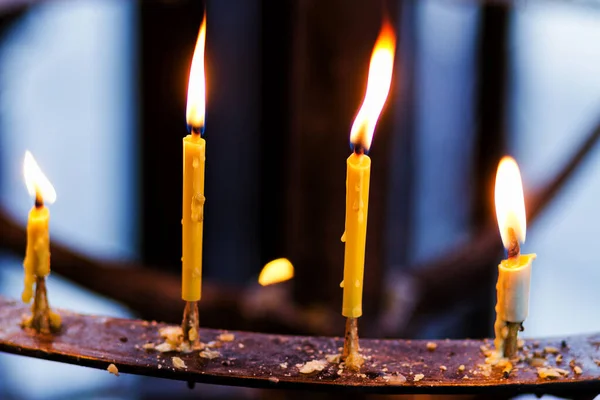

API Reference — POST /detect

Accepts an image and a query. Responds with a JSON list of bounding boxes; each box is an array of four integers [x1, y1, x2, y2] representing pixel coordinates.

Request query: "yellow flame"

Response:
[[23, 151, 56, 204], [494, 156, 526, 249], [258, 258, 294, 286], [186, 14, 206, 129], [350, 20, 396, 151]]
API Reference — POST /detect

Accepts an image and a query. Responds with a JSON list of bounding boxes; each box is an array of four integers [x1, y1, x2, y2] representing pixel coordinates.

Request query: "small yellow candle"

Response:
[[341, 22, 395, 318], [493, 156, 536, 358], [23, 206, 50, 303], [22, 151, 56, 304], [182, 15, 207, 302]]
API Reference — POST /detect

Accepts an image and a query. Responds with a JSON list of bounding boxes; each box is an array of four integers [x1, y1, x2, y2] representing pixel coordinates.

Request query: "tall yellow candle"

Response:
[[182, 15, 207, 302], [341, 22, 395, 318], [182, 134, 205, 301], [493, 156, 536, 359], [342, 152, 371, 317], [22, 151, 56, 304]]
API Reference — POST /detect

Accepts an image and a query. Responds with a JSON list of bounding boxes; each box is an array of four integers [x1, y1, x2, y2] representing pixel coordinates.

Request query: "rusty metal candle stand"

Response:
[[1, 2, 600, 398], [1, 297, 599, 397]]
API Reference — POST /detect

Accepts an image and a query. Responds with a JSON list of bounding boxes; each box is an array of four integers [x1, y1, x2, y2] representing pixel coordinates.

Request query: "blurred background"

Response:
[[0, 0, 599, 399]]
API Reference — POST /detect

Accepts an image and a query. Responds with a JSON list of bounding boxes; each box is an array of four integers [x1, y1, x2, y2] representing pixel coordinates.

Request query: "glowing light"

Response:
[[495, 156, 526, 249], [350, 20, 396, 151], [186, 14, 206, 130], [258, 258, 294, 286], [23, 151, 56, 204]]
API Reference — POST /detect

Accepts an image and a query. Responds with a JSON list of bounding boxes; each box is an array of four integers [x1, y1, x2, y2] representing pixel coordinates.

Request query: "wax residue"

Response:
[[191, 193, 205, 223], [191, 156, 205, 222], [492, 269, 507, 360], [353, 171, 366, 223]]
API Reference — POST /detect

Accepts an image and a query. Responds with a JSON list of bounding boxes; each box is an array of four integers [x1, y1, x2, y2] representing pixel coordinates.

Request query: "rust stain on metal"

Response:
[[0, 297, 599, 396]]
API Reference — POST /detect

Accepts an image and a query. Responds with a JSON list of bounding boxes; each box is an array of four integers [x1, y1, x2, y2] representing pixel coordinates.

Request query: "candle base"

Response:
[[23, 277, 61, 334], [503, 321, 522, 359], [341, 317, 364, 371], [181, 301, 200, 346]]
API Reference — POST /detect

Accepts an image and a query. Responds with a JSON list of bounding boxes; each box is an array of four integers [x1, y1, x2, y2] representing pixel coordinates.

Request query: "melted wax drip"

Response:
[[191, 156, 205, 222], [341, 165, 366, 289], [353, 170, 365, 223]]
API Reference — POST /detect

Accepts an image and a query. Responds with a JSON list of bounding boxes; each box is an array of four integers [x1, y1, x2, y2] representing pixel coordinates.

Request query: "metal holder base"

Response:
[[0, 296, 598, 397]]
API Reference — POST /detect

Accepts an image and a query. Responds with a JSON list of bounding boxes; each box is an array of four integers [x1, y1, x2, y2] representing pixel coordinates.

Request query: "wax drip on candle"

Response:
[[492, 281, 508, 362], [354, 172, 365, 223], [192, 267, 201, 279], [191, 156, 206, 223], [352, 183, 361, 211]]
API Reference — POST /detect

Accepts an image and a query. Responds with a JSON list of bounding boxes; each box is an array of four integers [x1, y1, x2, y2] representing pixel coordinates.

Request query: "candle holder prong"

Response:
[[503, 321, 522, 359], [341, 316, 364, 371], [181, 300, 200, 346], [23, 277, 61, 334]]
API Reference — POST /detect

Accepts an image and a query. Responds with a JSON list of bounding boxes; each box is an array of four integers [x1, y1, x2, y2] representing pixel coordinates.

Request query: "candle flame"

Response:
[[258, 258, 294, 286], [186, 14, 206, 131], [350, 20, 396, 151], [495, 156, 526, 249], [23, 151, 56, 204]]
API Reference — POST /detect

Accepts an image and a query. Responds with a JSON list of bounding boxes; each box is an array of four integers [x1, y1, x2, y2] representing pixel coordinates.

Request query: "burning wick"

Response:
[[352, 144, 366, 156], [34, 193, 43, 209], [506, 227, 520, 260], [189, 125, 204, 137]]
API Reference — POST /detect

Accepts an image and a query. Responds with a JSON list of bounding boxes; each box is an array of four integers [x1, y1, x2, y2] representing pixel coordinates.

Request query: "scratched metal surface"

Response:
[[0, 296, 598, 395]]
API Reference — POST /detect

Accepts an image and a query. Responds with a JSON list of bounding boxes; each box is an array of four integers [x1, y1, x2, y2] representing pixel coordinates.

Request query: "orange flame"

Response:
[[186, 14, 206, 130], [23, 151, 56, 204], [350, 20, 396, 151], [494, 156, 526, 249]]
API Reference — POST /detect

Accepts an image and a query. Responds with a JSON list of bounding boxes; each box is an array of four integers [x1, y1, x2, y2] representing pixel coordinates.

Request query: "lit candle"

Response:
[[22, 151, 61, 333], [181, 14, 206, 344], [493, 156, 537, 359], [341, 21, 395, 370]]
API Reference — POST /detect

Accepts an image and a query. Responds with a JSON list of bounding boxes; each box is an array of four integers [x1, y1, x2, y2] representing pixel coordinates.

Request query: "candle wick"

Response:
[[34, 192, 43, 209], [190, 125, 204, 137], [507, 227, 520, 259], [353, 145, 365, 156]]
